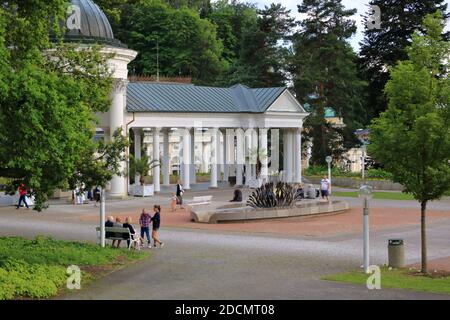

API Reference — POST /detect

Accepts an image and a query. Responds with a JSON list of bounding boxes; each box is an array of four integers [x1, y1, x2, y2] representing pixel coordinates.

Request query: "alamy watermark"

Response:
[[366, 5, 381, 30], [66, 5, 81, 31], [366, 265, 381, 290], [66, 265, 81, 290]]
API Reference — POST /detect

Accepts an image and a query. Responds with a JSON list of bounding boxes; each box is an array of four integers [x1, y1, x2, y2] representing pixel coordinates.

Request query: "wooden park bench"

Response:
[[187, 195, 213, 206], [95, 226, 141, 250]]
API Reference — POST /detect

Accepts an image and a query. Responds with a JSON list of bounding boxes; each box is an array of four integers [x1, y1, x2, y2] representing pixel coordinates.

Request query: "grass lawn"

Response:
[[0, 236, 149, 300], [323, 267, 450, 295], [332, 191, 415, 201]]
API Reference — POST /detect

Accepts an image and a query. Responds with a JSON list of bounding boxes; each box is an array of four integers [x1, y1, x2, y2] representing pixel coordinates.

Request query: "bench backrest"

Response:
[[95, 227, 131, 234], [192, 196, 213, 202]]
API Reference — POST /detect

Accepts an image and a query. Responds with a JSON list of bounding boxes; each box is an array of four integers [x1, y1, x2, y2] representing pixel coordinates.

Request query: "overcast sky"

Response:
[[255, 0, 450, 52]]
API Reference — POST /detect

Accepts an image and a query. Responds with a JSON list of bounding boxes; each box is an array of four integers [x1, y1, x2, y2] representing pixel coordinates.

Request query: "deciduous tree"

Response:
[[369, 12, 450, 273]]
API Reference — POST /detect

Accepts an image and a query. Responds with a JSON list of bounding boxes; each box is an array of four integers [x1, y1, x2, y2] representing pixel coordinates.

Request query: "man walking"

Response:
[[16, 183, 29, 210], [320, 175, 330, 202]]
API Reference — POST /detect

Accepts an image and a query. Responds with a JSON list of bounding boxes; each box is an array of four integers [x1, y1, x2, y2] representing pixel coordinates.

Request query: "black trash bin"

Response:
[[388, 239, 405, 268]]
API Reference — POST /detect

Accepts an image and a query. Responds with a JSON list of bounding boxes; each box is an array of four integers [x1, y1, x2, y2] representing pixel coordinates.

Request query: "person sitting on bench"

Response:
[[112, 217, 123, 248], [230, 189, 242, 202], [123, 216, 138, 249], [105, 216, 114, 238]]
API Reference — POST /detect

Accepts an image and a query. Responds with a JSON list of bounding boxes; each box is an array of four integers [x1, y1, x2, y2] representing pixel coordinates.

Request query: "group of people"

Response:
[[105, 205, 163, 249], [75, 186, 101, 206], [294, 176, 331, 202]]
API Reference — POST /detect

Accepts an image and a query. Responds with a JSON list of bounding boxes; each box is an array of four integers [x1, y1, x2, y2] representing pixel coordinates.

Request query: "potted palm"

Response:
[[129, 153, 159, 197]]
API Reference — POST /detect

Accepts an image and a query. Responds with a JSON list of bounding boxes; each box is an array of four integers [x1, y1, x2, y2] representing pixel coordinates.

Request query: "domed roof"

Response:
[[62, 0, 125, 47]]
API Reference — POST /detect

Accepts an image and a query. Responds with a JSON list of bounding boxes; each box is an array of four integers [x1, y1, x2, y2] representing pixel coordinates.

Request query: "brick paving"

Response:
[[79, 205, 450, 237]]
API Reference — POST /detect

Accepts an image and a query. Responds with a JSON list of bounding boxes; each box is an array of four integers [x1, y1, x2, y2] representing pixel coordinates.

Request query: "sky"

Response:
[[255, 0, 450, 52]]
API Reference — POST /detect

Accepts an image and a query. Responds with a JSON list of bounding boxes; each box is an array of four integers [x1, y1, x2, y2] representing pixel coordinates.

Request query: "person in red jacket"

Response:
[[16, 183, 29, 209]]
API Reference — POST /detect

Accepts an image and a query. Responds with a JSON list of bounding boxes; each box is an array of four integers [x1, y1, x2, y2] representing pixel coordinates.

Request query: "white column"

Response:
[[259, 128, 268, 183], [133, 128, 141, 185], [244, 129, 253, 183], [294, 127, 302, 183], [286, 129, 294, 183], [182, 128, 191, 190], [216, 129, 222, 182], [153, 127, 161, 192], [282, 129, 288, 182], [235, 128, 244, 186], [222, 129, 229, 181], [251, 129, 258, 179], [163, 128, 170, 186], [109, 80, 127, 197], [190, 128, 196, 184], [202, 142, 209, 173], [225, 129, 235, 181], [270, 129, 280, 174], [219, 130, 224, 180], [210, 128, 218, 188]]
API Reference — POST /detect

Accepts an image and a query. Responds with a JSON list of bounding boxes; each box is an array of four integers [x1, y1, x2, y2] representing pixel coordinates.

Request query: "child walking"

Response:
[[170, 193, 177, 212], [151, 205, 164, 248]]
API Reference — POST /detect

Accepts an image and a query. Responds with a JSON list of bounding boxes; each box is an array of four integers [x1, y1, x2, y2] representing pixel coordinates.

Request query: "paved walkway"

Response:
[[1, 187, 449, 299], [63, 230, 450, 300]]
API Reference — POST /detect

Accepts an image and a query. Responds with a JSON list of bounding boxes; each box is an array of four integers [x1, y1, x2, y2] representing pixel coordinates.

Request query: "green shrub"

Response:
[[304, 165, 359, 178], [0, 236, 148, 300], [304, 166, 393, 180], [0, 259, 66, 299], [365, 168, 393, 180], [0, 236, 141, 266]]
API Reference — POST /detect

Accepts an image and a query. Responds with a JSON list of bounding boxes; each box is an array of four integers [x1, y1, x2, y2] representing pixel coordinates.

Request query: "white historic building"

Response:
[[66, 0, 309, 197]]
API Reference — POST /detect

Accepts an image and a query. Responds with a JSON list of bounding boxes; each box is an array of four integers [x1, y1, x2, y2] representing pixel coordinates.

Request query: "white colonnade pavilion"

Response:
[[61, 0, 309, 197], [99, 82, 309, 197]]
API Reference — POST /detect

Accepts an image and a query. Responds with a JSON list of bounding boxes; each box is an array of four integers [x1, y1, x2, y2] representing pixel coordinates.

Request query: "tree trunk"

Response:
[[421, 201, 427, 273]]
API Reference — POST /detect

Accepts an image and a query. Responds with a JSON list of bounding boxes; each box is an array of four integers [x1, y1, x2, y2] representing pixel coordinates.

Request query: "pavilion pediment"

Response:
[[266, 90, 306, 114]]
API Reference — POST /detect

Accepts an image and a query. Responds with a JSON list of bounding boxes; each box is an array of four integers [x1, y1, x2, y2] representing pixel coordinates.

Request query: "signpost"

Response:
[[325, 156, 332, 195], [359, 185, 373, 273], [100, 187, 106, 248]]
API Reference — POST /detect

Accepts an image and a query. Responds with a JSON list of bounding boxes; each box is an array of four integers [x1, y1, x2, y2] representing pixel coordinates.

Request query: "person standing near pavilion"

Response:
[[16, 183, 29, 210], [175, 179, 185, 209]]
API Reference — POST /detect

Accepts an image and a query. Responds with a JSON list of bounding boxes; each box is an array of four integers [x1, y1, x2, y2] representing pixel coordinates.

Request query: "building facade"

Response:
[[65, 0, 309, 197]]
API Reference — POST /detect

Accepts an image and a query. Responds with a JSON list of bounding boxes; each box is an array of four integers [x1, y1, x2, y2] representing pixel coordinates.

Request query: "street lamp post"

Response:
[[361, 144, 366, 180], [100, 187, 106, 248], [359, 185, 373, 273], [355, 128, 369, 181], [325, 156, 332, 194]]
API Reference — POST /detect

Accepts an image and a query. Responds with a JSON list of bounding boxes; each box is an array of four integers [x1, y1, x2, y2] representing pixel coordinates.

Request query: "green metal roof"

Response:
[[324, 107, 337, 118], [302, 103, 337, 118], [126, 83, 287, 113]]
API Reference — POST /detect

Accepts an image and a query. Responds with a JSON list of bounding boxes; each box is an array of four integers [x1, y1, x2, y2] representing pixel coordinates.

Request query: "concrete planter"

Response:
[[0, 192, 35, 207], [129, 184, 154, 197], [190, 200, 349, 224]]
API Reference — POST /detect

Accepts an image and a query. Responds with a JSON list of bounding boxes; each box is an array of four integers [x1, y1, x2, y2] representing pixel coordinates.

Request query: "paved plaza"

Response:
[[1, 187, 449, 299]]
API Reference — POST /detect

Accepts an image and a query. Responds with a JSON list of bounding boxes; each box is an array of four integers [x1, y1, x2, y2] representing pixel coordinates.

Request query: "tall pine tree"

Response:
[[217, 3, 295, 87], [359, 0, 448, 121], [291, 0, 365, 165]]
